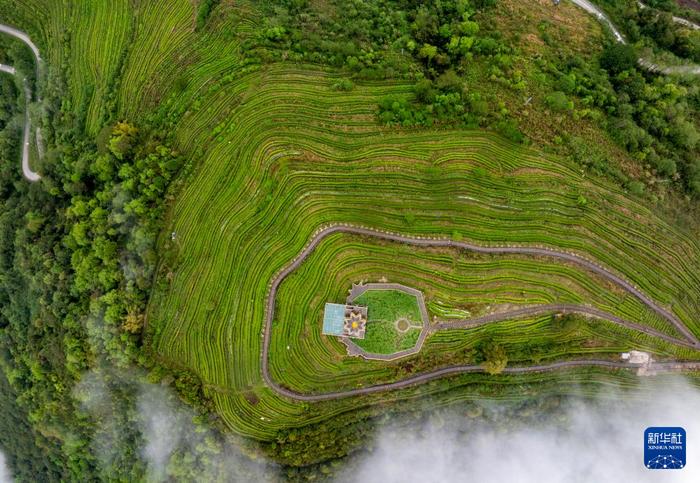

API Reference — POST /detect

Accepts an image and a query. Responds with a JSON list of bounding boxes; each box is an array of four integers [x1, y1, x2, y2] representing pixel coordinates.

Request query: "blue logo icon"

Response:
[[645, 427, 685, 469]]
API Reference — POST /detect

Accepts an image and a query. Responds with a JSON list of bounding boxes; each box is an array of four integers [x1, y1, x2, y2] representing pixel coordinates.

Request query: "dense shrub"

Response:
[[600, 43, 638, 74]]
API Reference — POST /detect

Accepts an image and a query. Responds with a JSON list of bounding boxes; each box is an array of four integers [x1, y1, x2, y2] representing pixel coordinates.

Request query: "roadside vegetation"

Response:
[[596, 0, 700, 59]]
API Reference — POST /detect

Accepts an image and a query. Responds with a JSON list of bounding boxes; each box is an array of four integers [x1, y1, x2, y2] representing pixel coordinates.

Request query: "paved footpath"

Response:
[[434, 304, 696, 348], [261, 225, 700, 402], [342, 292, 696, 362]]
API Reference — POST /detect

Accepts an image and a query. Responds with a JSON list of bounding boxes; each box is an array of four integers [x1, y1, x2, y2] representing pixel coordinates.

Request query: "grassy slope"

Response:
[[356, 321, 421, 354], [2, 0, 700, 442], [474, 0, 646, 177]]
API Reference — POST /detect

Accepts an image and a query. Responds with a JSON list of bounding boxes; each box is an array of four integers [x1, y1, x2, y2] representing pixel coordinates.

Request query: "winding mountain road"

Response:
[[0, 63, 16, 75], [571, 0, 625, 42], [0, 24, 41, 66], [0, 22, 42, 181], [638, 2, 700, 30], [262, 225, 700, 401], [265, 359, 700, 402], [570, 0, 700, 75], [343, 299, 695, 363]]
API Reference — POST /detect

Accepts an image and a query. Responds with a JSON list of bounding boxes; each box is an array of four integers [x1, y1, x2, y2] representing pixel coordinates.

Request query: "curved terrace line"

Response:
[[262, 225, 700, 401], [0, 22, 42, 181]]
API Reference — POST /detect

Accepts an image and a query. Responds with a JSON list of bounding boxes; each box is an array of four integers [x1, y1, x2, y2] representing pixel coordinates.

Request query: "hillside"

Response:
[[0, 0, 699, 480]]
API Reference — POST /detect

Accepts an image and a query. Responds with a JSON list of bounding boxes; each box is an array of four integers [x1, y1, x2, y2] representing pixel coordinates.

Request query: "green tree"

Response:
[[545, 91, 572, 111], [477, 340, 508, 374], [108, 122, 138, 160], [419, 43, 438, 65], [600, 43, 637, 74]]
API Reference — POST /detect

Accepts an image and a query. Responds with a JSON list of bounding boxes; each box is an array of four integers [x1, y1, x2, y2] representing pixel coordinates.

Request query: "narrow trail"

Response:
[[266, 360, 700, 402], [0, 21, 42, 181], [343, 298, 694, 363], [262, 225, 700, 402], [433, 304, 695, 348], [569, 0, 700, 75]]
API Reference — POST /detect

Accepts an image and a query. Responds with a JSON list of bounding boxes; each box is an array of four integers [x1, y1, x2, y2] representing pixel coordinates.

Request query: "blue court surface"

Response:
[[322, 303, 346, 336]]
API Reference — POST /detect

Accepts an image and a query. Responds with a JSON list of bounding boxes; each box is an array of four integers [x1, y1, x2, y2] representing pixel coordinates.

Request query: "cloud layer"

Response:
[[75, 369, 272, 482], [343, 377, 700, 483], [72, 368, 700, 482], [0, 451, 12, 483]]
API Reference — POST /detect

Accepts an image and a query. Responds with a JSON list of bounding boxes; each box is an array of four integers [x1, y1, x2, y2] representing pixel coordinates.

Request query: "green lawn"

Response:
[[352, 289, 423, 355], [354, 289, 422, 324], [354, 320, 421, 355]]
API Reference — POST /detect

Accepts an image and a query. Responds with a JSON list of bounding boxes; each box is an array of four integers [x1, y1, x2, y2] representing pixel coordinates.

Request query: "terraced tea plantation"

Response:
[[141, 64, 700, 438], [4, 0, 700, 447]]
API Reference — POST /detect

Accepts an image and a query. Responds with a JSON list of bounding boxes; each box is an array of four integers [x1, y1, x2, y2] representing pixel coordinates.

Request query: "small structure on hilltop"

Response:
[[322, 303, 368, 339], [621, 350, 651, 364]]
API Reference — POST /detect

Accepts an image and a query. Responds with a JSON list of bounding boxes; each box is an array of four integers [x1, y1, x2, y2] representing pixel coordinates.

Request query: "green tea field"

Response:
[[2, 0, 700, 463]]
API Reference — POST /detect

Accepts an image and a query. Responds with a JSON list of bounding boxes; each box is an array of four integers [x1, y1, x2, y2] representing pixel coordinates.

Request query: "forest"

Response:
[[0, 31, 239, 480]]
